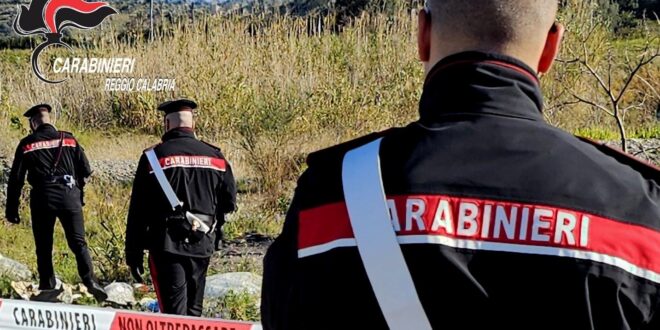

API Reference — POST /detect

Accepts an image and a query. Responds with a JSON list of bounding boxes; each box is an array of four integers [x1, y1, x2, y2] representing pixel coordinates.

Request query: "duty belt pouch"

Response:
[[165, 210, 213, 244], [145, 149, 214, 244], [165, 209, 193, 242]]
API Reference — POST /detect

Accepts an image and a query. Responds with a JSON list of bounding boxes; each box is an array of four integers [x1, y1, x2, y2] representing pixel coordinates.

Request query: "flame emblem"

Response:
[[13, 0, 117, 83]]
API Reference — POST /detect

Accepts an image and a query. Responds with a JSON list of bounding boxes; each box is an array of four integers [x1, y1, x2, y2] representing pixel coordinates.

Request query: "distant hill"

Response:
[[0, 0, 349, 45], [1, 0, 657, 48]]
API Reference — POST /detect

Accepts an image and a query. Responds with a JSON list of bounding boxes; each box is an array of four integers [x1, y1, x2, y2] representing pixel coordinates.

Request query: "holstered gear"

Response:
[[166, 207, 214, 244], [44, 174, 76, 188]]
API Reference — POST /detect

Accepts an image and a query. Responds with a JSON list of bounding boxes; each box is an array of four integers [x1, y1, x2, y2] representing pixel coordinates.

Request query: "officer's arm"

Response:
[[218, 160, 237, 216], [642, 301, 660, 330], [6, 143, 27, 218], [261, 169, 310, 330], [125, 155, 150, 255], [74, 139, 93, 183]]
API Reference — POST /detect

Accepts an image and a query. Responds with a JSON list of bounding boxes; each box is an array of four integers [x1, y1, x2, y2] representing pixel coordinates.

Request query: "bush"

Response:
[[204, 291, 260, 321]]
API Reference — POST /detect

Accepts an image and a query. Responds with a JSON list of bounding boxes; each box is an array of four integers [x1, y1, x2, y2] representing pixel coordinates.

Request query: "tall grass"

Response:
[[1, 3, 656, 146]]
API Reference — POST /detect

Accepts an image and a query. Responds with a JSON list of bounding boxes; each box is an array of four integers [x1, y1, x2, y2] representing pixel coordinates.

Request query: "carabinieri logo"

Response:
[[13, 0, 117, 84]]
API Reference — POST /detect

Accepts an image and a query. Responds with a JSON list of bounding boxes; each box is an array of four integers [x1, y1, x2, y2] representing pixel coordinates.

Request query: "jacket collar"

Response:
[[35, 123, 57, 133], [418, 52, 544, 126], [162, 127, 196, 142]]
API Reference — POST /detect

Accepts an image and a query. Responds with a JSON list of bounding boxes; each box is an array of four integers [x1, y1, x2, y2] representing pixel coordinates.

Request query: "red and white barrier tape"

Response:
[[0, 299, 262, 330]]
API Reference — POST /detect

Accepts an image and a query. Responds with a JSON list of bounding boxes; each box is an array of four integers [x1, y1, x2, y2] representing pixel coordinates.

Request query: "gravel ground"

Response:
[[605, 139, 660, 165], [89, 160, 137, 184], [211, 233, 274, 275]]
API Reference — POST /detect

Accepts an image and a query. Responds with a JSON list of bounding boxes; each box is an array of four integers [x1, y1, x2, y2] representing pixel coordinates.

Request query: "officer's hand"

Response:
[[5, 214, 20, 224], [130, 264, 145, 284], [214, 237, 223, 251], [126, 251, 145, 283], [214, 227, 224, 251]]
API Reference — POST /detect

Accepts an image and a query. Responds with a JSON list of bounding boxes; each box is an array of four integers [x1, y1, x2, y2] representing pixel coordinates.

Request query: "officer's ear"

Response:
[[538, 22, 564, 74], [417, 7, 432, 63]]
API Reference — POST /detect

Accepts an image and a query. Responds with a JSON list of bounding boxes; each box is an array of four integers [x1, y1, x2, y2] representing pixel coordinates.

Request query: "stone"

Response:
[[104, 282, 135, 306], [204, 272, 262, 299], [0, 254, 32, 282]]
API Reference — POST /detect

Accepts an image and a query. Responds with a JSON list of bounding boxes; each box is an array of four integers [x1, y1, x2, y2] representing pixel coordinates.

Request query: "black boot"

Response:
[[84, 281, 108, 302], [32, 281, 63, 302], [38, 275, 57, 291]]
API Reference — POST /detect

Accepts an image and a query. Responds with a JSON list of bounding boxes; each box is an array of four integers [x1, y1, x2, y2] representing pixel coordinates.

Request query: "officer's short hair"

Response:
[[426, 0, 558, 46]]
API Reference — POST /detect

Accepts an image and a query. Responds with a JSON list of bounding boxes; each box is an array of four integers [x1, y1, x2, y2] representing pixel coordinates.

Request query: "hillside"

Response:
[[0, 0, 333, 44]]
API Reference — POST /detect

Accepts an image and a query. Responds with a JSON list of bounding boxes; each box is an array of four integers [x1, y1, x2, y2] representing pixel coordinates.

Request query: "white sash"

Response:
[[341, 138, 432, 330]]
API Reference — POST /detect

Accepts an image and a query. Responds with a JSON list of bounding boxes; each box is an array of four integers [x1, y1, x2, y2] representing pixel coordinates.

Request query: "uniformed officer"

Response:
[[262, 1, 660, 329], [125, 99, 237, 316], [5, 104, 107, 302]]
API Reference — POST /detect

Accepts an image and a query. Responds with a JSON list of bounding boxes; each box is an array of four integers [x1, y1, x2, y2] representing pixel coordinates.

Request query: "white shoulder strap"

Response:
[[341, 138, 432, 330], [145, 149, 183, 210]]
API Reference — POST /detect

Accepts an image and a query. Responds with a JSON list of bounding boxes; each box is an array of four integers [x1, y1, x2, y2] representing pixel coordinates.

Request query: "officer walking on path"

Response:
[[261, 1, 660, 329], [5, 104, 107, 302], [125, 99, 237, 316]]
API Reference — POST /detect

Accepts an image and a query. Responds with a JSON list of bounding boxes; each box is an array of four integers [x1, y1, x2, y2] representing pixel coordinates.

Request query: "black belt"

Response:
[[44, 175, 76, 187]]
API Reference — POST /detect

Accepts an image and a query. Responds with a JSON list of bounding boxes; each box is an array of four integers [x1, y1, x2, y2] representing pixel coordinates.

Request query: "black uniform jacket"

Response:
[[6, 124, 91, 214], [261, 52, 660, 330], [125, 128, 237, 258]]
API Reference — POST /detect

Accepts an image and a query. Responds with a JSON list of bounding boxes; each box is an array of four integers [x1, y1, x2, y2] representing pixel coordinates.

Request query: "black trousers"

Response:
[[149, 252, 210, 316], [31, 206, 96, 290]]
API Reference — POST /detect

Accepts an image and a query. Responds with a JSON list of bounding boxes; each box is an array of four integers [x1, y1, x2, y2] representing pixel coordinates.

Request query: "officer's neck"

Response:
[[166, 126, 194, 133], [162, 126, 196, 141], [33, 123, 56, 132]]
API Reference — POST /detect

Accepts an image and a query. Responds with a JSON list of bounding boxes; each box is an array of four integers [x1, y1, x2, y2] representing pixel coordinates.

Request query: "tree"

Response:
[[561, 15, 659, 152]]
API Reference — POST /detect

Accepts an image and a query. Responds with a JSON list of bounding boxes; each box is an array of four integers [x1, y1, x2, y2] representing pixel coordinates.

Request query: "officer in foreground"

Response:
[[5, 104, 107, 302], [125, 99, 236, 316], [262, 1, 660, 329]]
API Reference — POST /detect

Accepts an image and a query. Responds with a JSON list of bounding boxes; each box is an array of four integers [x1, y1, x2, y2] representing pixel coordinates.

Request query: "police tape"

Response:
[[0, 299, 262, 330]]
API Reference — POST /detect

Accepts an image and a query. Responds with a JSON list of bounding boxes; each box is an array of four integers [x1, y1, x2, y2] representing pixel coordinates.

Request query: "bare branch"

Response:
[[615, 51, 659, 105], [621, 104, 640, 113], [555, 58, 580, 64], [636, 75, 660, 99], [582, 61, 617, 105], [607, 50, 613, 91], [634, 147, 660, 158], [571, 93, 615, 117], [545, 99, 582, 112]]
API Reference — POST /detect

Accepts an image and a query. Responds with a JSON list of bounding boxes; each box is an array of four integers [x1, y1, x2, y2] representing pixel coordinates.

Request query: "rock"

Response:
[[104, 282, 135, 306], [204, 272, 262, 299], [90, 160, 137, 184], [604, 139, 660, 165], [0, 254, 32, 281]]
